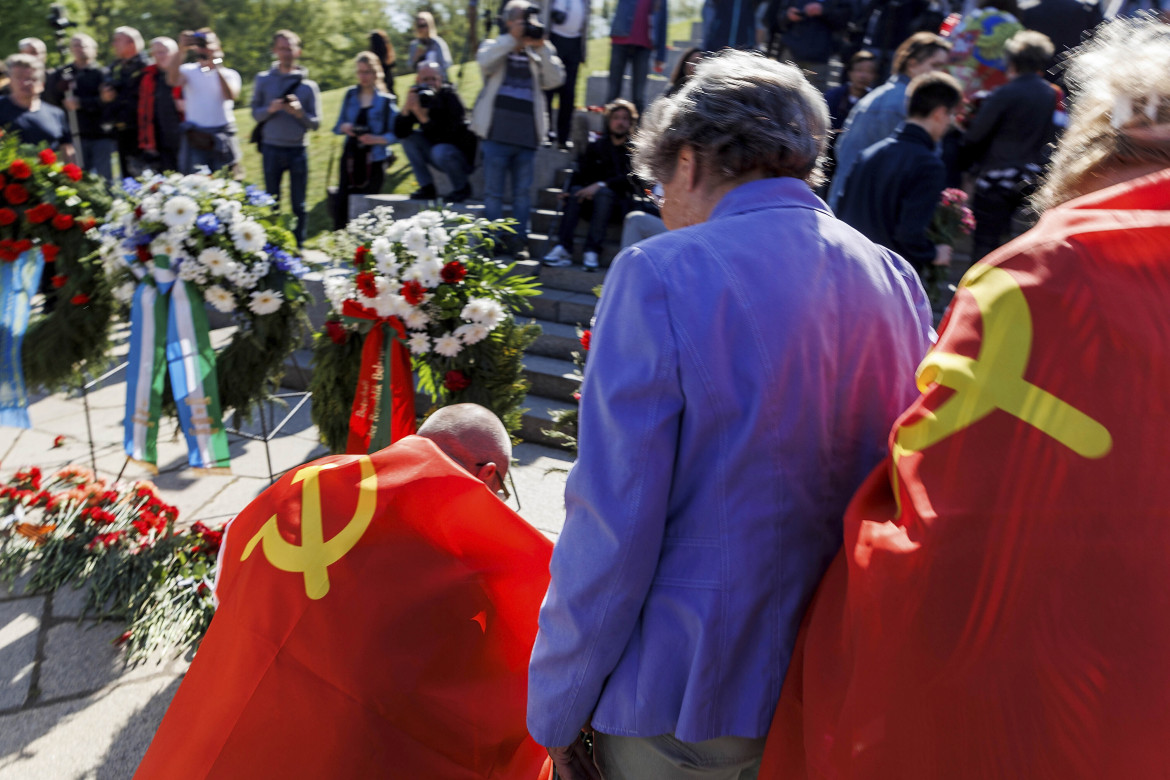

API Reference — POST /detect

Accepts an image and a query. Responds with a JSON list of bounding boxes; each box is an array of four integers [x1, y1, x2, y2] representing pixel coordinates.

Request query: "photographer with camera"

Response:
[[104, 27, 150, 177], [166, 28, 242, 175], [44, 33, 115, 181], [473, 0, 565, 257], [394, 62, 476, 203], [332, 51, 398, 229], [250, 30, 320, 246], [766, 0, 853, 92]]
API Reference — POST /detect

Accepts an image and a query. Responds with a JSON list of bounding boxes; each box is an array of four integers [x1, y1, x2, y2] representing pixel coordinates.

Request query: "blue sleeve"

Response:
[[333, 88, 353, 135], [893, 157, 944, 267], [654, 0, 669, 62], [527, 246, 684, 748]]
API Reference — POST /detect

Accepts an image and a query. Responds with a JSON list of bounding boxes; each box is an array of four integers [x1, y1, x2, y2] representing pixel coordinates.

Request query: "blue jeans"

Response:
[[80, 137, 116, 183], [261, 143, 309, 246], [401, 132, 471, 192], [482, 139, 536, 245], [607, 43, 651, 115]]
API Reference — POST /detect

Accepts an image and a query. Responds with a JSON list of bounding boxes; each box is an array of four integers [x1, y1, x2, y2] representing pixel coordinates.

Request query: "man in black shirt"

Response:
[[0, 54, 73, 154], [395, 62, 477, 203], [542, 99, 637, 270], [45, 34, 115, 181], [105, 26, 150, 178], [837, 71, 962, 275], [961, 31, 1060, 261]]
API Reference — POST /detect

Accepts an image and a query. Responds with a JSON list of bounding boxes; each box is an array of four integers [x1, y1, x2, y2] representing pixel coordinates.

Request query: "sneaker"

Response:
[[543, 244, 573, 267], [445, 184, 472, 204], [409, 184, 437, 200], [583, 250, 600, 270]]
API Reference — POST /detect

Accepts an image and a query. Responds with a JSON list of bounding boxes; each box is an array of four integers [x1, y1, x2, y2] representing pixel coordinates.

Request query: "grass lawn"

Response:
[[233, 19, 699, 243]]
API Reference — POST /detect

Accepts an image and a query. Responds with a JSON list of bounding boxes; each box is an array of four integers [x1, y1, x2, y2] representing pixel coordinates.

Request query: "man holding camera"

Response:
[[768, 0, 853, 93], [473, 0, 565, 257], [44, 34, 115, 181], [105, 27, 149, 178], [250, 30, 320, 246], [166, 28, 242, 175], [394, 62, 476, 203]]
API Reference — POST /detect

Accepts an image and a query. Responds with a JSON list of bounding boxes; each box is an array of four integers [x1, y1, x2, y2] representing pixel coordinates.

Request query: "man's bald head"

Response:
[[417, 404, 512, 488], [416, 61, 442, 90]]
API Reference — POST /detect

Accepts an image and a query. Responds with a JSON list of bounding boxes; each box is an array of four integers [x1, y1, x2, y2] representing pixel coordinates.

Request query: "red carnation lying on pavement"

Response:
[[8, 160, 31, 180], [52, 434, 66, 448], [401, 280, 425, 305], [82, 506, 117, 526], [355, 270, 377, 298], [0, 208, 15, 226], [3, 183, 29, 205], [52, 214, 75, 231], [62, 164, 82, 182], [325, 319, 348, 344], [444, 370, 471, 392], [441, 260, 467, 284], [25, 202, 56, 224], [40, 244, 60, 263], [86, 531, 126, 550], [70, 292, 90, 306], [38, 149, 57, 166]]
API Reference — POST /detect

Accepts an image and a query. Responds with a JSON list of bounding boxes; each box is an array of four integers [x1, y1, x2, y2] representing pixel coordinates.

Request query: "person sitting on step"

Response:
[[543, 99, 638, 270]]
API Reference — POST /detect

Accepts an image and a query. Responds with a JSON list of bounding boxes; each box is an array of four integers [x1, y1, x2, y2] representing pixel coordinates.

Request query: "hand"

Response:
[[100, 85, 115, 103], [340, 122, 355, 137], [576, 183, 602, 201], [547, 732, 601, 780], [64, 96, 80, 112], [357, 133, 382, 146], [933, 244, 953, 267], [285, 96, 303, 115], [179, 31, 196, 49], [403, 89, 419, 114], [268, 98, 286, 115], [787, 7, 804, 22], [525, 36, 546, 49], [803, 2, 824, 16]]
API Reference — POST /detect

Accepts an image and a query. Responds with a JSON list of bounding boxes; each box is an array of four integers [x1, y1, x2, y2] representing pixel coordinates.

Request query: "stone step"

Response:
[[519, 392, 579, 448], [528, 318, 585, 360], [523, 353, 582, 402], [529, 287, 600, 327], [584, 72, 670, 110]]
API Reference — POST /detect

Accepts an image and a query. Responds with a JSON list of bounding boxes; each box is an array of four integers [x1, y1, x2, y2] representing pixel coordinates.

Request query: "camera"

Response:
[[411, 85, 437, 109], [550, 8, 567, 24], [47, 4, 76, 32], [523, 6, 545, 40], [191, 32, 209, 47]]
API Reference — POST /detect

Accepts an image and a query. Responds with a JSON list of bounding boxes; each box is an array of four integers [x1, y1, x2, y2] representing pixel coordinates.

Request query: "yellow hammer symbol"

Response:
[[241, 456, 378, 599], [894, 265, 1112, 464]]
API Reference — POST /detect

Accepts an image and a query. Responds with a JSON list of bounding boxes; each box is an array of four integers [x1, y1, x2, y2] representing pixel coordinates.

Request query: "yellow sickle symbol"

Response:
[[240, 456, 378, 600], [894, 265, 1112, 465]]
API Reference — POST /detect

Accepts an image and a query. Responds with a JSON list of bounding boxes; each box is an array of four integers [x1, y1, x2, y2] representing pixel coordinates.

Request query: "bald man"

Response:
[[139, 404, 551, 779]]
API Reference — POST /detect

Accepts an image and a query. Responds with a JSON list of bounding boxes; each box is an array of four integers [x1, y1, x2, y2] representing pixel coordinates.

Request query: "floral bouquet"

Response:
[[0, 462, 223, 661], [0, 131, 114, 428], [100, 170, 310, 471], [311, 207, 541, 453], [927, 188, 976, 247]]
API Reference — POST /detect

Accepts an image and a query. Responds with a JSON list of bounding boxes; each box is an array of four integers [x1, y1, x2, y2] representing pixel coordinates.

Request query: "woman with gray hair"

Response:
[[527, 49, 934, 780]]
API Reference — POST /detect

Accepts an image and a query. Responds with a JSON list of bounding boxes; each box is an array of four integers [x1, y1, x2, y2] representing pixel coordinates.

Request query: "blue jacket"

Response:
[[332, 87, 398, 161], [610, 0, 668, 62], [527, 177, 935, 748], [828, 73, 911, 210]]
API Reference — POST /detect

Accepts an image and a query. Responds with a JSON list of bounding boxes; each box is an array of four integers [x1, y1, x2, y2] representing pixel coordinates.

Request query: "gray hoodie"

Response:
[[250, 64, 321, 147]]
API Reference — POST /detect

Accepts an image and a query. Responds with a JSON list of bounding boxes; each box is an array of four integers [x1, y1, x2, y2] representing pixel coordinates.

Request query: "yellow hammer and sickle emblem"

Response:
[[894, 265, 1112, 468], [240, 457, 378, 600]]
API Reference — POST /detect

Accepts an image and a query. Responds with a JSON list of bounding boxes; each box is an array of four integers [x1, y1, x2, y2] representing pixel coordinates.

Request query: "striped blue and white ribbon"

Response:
[[0, 249, 45, 429]]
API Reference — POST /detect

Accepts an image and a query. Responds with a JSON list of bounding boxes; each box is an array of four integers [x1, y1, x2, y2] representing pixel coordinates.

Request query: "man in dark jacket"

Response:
[[542, 99, 637, 270], [45, 33, 115, 181], [962, 30, 1061, 260], [395, 62, 477, 203], [770, 0, 853, 92], [1017, 0, 1102, 62], [105, 26, 150, 177], [837, 71, 962, 275]]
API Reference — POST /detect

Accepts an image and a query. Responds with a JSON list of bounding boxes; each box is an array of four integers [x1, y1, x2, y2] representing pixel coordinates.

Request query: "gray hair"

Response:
[[71, 33, 98, 61], [17, 38, 46, 59], [113, 26, 145, 52], [1035, 16, 1170, 211], [150, 36, 179, 55], [633, 50, 829, 188], [5, 53, 44, 82], [503, 0, 532, 21]]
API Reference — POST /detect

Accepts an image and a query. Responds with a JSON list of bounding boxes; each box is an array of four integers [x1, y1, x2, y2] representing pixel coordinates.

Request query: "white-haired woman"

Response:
[[759, 16, 1170, 778], [138, 37, 182, 172], [43, 33, 116, 180], [527, 49, 933, 780]]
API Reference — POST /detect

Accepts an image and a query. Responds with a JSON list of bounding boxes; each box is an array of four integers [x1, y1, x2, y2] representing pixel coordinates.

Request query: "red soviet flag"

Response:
[[763, 169, 1170, 779], [137, 435, 552, 779]]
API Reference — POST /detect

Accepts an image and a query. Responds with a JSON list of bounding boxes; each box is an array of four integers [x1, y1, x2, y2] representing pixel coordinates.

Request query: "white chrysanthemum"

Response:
[[247, 289, 284, 315], [460, 297, 506, 326], [323, 276, 350, 311], [371, 236, 393, 259], [141, 208, 162, 224], [204, 285, 235, 313], [251, 259, 270, 278], [384, 221, 407, 244], [214, 199, 242, 222], [403, 225, 428, 254], [455, 322, 490, 345], [404, 260, 442, 289], [177, 261, 202, 282], [372, 290, 410, 320], [198, 247, 232, 276], [427, 227, 450, 252], [231, 220, 267, 254], [109, 200, 132, 220], [113, 281, 136, 304], [150, 236, 182, 260], [434, 334, 463, 357], [415, 210, 443, 228], [162, 195, 199, 228], [403, 308, 430, 330], [375, 256, 401, 278], [407, 332, 431, 355]]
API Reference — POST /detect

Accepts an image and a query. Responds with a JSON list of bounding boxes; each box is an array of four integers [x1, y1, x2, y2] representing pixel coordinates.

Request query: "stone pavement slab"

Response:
[[0, 598, 42, 710]]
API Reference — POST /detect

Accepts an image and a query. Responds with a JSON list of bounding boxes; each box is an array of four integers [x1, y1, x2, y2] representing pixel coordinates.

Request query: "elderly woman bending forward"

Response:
[[526, 50, 935, 780]]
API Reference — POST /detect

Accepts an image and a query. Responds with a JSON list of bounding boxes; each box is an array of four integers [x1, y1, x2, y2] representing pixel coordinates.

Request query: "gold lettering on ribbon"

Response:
[[894, 265, 1112, 466], [184, 393, 218, 437], [240, 456, 378, 600], [131, 402, 156, 428]]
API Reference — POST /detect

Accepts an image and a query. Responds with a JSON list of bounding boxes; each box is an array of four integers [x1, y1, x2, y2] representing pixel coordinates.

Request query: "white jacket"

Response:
[[471, 34, 565, 141]]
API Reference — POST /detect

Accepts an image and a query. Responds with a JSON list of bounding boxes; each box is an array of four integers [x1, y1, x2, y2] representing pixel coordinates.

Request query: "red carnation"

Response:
[[52, 214, 75, 231], [400, 280, 425, 305], [0, 208, 15, 226], [441, 260, 467, 284], [354, 245, 370, 267], [25, 203, 56, 224], [580, 329, 591, 351], [0, 241, 17, 262], [38, 148, 57, 166], [52, 434, 66, 448], [80, 217, 96, 232], [355, 270, 378, 298], [136, 244, 151, 262], [70, 292, 90, 305], [3, 183, 29, 205], [50, 274, 67, 289], [443, 370, 471, 392], [7, 160, 31, 180], [325, 319, 348, 345], [62, 164, 82, 182], [13, 239, 31, 253], [40, 244, 59, 263], [133, 205, 144, 219]]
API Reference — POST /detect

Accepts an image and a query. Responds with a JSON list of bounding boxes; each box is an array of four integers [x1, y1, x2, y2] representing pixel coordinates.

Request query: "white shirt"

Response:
[[550, 0, 587, 37], [180, 61, 242, 128]]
